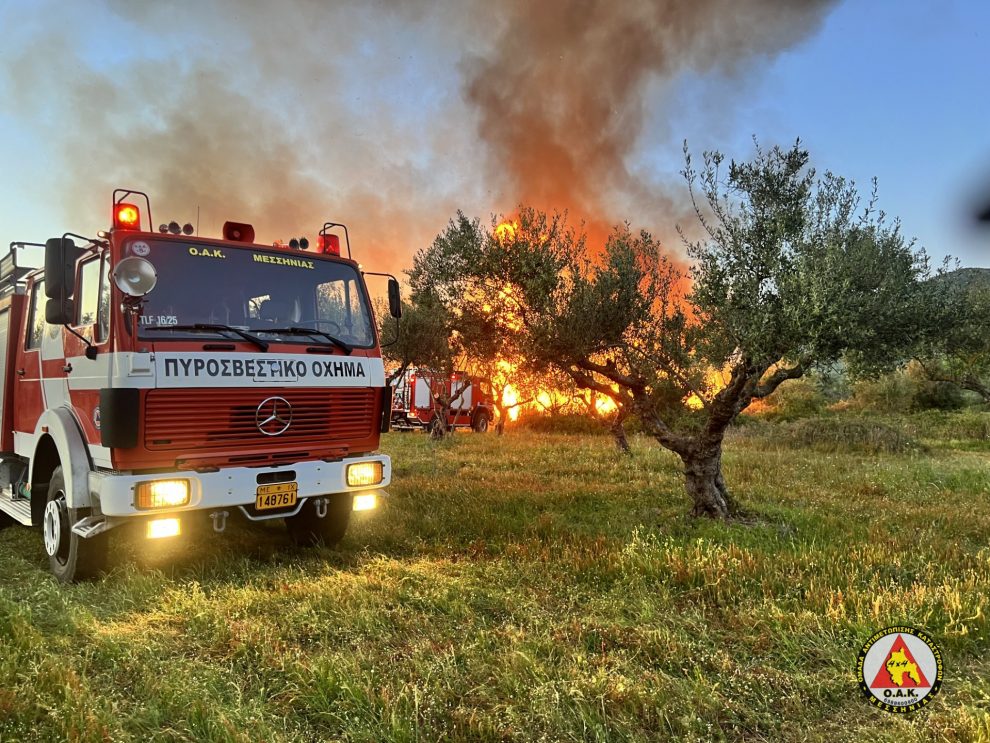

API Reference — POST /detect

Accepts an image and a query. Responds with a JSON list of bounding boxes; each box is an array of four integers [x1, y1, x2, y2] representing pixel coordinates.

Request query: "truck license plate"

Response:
[[255, 482, 298, 510]]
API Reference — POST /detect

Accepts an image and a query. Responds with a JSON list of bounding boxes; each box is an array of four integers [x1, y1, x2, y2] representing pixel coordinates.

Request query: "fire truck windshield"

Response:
[[130, 240, 376, 348]]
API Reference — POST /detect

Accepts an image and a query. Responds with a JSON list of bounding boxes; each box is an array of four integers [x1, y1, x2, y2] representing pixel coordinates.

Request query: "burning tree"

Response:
[[411, 212, 635, 447], [428, 142, 938, 517], [460, 352, 540, 435]]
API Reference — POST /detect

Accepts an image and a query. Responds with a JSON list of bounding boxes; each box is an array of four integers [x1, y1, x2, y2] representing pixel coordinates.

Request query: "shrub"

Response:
[[782, 417, 924, 454], [849, 369, 919, 413], [847, 362, 969, 413], [731, 416, 924, 455], [515, 412, 608, 435], [904, 410, 990, 441], [756, 377, 828, 419]]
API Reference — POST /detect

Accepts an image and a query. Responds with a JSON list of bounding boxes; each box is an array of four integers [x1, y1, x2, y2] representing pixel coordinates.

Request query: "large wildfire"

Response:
[[487, 210, 733, 425], [3, 1, 835, 426], [2, 0, 836, 272]]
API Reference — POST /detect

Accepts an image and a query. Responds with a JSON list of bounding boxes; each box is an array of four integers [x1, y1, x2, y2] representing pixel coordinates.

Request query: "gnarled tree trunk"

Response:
[[493, 401, 507, 435], [430, 397, 451, 439], [680, 446, 733, 518], [610, 416, 631, 454]]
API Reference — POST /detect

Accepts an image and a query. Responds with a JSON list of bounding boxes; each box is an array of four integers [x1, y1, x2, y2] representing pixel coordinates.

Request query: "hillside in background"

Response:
[[937, 266, 990, 292]]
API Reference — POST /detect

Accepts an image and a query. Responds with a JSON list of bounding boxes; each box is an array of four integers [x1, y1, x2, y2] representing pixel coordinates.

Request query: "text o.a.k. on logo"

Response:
[[858, 626, 943, 714], [255, 396, 292, 436]]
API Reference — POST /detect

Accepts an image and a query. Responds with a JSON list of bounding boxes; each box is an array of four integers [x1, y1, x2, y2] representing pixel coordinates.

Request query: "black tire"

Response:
[[285, 494, 352, 547], [43, 466, 108, 583], [472, 412, 490, 433]]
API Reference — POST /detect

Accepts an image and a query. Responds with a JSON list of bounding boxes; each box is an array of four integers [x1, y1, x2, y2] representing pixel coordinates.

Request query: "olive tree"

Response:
[[380, 297, 451, 386], [913, 276, 990, 403], [430, 142, 937, 517]]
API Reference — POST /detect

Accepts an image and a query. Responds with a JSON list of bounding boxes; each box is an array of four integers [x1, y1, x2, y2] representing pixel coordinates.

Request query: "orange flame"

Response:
[[494, 220, 518, 243], [502, 384, 521, 421], [683, 366, 730, 410], [595, 395, 618, 415]]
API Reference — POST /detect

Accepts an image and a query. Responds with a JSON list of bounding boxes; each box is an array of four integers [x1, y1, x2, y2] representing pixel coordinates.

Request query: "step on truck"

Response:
[[0, 190, 401, 582]]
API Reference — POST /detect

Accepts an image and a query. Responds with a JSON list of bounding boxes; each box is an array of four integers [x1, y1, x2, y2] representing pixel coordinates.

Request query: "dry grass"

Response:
[[0, 423, 988, 741]]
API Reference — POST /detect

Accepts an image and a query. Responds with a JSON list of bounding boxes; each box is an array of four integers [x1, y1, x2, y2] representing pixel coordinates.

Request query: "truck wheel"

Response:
[[472, 413, 490, 433], [285, 494, 352, 547], [43, 466, 108, 583]]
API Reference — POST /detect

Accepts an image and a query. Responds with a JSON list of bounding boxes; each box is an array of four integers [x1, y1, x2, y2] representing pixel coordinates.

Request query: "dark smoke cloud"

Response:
[[0, 0, 836, 271], [464, 0, 837, 246]]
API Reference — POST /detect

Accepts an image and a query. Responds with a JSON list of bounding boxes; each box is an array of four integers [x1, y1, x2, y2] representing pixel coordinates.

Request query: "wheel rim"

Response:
[[43, 492, 70, 565]]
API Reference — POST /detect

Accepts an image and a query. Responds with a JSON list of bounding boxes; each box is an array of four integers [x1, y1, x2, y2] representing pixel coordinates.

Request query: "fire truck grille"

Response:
[[144, 388, 376, 451]]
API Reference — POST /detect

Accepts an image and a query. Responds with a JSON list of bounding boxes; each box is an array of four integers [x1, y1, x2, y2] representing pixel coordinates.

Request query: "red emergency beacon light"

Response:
[[318, 234, 341, 256], [114, 203, 141, 231]]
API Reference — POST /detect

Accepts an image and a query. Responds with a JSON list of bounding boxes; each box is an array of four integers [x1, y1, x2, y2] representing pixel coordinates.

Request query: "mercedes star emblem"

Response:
[[256, 396, 292, 436]]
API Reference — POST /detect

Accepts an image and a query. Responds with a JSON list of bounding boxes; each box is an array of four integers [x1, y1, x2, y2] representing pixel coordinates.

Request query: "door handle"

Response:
[[62, 364, 73, 374], [16, 369, 24, 376]]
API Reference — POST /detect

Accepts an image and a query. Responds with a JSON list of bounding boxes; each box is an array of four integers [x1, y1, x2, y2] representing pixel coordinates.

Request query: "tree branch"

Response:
[[751, 362, 806, 399], [574, 358, 645, 392]]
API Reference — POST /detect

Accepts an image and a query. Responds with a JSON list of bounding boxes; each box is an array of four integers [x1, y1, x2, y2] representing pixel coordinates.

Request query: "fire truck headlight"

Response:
[[347, 461, 383, 487], [136, 479, 190, 510], [147, 518, 181, 539], [352, 493, 378, 512]]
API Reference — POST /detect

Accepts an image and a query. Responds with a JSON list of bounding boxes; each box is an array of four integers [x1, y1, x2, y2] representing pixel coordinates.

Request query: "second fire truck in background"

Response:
[[390, 369, 493, 433]]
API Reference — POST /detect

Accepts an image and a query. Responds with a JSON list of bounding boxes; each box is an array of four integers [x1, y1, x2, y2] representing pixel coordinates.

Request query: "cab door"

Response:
[[65, 252, 112, 447], [13, 277, 47, 449]]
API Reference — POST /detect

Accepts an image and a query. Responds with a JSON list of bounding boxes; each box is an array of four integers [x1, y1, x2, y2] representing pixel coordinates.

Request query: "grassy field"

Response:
[[0, 420, 989, 742]]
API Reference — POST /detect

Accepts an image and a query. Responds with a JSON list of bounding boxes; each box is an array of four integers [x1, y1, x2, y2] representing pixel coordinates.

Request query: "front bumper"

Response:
[[92, 454, 391, 517]]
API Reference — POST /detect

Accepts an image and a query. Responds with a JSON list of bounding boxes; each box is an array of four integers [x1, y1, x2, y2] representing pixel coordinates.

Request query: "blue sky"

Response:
[[0, 0, 987, 270]]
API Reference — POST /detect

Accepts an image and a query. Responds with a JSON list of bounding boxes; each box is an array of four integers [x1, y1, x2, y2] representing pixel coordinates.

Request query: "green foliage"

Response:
[[515, 411, 608, 435], [683, 142, 935, 375], [913, 273, 990, 402], [747, 416, 924, 455], [380, 295, 458, 382], [755, 377, 828, 419], [849, 363, 969, 414], [900, 409, 990, 443], [849, 368, 919, 414]]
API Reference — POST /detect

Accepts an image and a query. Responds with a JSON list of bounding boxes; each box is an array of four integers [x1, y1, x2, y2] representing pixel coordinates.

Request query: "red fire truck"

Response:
[[390, 369, 493, 433], [0, 190, 401, 582]]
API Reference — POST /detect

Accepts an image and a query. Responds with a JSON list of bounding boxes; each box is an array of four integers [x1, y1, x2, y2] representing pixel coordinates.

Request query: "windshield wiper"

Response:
[[144, 323, 270, 352], [261, 327, 353, 355]]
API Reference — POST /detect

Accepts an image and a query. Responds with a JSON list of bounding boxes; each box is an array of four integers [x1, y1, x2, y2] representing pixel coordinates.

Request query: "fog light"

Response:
[[352, 493, 378, 511], [136, 479, 190, 509], [147, 518, 180, 539], [347, 461, 383, 487]]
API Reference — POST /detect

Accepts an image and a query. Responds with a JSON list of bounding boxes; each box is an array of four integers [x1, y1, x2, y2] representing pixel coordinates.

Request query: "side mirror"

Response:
[[44, 237, 79, 325], [44, 237, 78, 300], [388, 278, 402, 319], [45, 297, 74, 325]]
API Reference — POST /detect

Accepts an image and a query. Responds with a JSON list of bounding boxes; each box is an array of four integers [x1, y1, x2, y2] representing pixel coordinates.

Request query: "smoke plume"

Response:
[[0, 0, 836, 271]]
